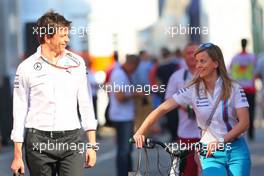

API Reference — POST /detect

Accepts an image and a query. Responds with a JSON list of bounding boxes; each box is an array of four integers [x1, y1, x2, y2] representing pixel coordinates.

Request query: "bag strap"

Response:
[[203, 94, 222, 131]]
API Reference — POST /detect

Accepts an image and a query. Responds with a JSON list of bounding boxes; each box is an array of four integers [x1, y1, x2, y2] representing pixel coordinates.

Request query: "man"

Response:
[[230, 39, 256, 140], [132, 50, 153, 131], [109, 54, 142, 176], [157, 47, 181, 141], [165, 42, 200, 176], [104, 51, 120, 127], [10, 11, 97, 176]]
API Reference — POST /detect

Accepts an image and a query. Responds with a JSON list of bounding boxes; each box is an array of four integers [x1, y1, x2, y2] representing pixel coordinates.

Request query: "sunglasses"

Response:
[[198, 43, 214, 50]]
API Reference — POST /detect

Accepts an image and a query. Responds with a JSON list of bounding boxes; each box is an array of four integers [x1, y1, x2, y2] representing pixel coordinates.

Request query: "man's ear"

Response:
[[44, 34, 51, 44]]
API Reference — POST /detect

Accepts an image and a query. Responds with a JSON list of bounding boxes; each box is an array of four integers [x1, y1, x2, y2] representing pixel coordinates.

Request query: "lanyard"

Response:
[[222, 99, 232, 131], [200, 98, 233, 139], [40, 55, 80, 70]]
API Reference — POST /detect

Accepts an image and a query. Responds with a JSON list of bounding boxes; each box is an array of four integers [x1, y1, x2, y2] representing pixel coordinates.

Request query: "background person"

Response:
[[109, 54, 143, 176], [229, 39, 256, 140], [165, 42, 200, 176]]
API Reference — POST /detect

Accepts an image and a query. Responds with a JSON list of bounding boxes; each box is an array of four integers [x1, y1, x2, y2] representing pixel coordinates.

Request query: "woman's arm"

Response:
[[224, 107, 249, 143], [133, 98, 179, 148], [205, 107, 249, 158]]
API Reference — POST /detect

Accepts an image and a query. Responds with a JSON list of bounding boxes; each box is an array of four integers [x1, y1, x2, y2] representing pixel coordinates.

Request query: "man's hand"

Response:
[[11, 157, 24, 175], [85, 149, 96, 168], [85, 130, 97, 168], [11, 143, 24, 175]]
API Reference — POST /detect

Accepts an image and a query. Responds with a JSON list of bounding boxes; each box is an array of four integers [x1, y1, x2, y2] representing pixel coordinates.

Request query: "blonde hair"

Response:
[[188, 43, 232, 100]]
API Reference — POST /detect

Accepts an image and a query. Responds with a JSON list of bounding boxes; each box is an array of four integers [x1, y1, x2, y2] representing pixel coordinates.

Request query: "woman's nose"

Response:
[[196, 62, 202, 69]]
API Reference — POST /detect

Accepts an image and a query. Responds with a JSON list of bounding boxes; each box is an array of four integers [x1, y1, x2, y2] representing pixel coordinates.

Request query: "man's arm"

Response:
[[86, 130, 96, 145], [77, 60, 97, 131], [77, 59, 98, 168], [11, 65, 29, 142], [11, 64, 29, 174]]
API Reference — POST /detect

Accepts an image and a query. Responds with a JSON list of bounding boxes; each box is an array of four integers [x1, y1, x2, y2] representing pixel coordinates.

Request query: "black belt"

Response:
[[27, 128, 80, 138]]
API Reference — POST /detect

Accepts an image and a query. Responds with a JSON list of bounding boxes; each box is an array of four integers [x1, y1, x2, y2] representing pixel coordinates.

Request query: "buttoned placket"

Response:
[[50, 58, 68, 131], [45, 61, 57, 131]]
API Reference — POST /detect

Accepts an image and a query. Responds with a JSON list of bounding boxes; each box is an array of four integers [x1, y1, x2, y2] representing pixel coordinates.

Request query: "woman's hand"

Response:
[[133, 134, 145, 148], [205, 141, 219, 158]]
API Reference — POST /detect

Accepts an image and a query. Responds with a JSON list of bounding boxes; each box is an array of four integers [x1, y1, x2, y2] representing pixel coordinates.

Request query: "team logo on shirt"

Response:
[[239, 88, 246, 97], [14, 75, 19, 88], [196, 98, 209, 107], [176, 88, 188, 95], [239, 88, 247, 103], [34, 62, 42, 71]]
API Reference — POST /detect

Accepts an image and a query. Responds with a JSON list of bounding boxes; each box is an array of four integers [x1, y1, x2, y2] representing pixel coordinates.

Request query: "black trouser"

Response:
[[246, 93, 255, 140], [113, 121, 134, 176], [25, 128, 84, 176]]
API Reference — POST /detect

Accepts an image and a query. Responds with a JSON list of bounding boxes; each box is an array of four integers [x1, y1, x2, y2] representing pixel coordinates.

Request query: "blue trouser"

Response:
[[113, 121, 134, 176], [200, 137, 251, 176]]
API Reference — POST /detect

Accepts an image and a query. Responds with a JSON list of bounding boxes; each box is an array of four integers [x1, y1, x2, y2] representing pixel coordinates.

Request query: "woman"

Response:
[[133, 43, 251, 176]]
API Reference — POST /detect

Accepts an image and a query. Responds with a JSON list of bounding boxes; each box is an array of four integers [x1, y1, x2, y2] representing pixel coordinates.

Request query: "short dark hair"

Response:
[[241, 38, 247, 49], [139, 50, 146, 56], [161, 47, 170, 59], [36, 10, 71, 44], [113, 51, 119, 61], [125, 54, 139, 64]]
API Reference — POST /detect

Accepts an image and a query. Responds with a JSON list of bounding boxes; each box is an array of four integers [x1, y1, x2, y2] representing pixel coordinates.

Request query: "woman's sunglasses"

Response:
[[198, 43, 214, 50]]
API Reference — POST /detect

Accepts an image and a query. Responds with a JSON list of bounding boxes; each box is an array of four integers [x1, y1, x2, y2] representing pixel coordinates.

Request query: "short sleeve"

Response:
[[165, 72, 180, 100], [172, 87, 193, 107], [111, 70, 127, 86], [232, 83, 249, 108], [110, 69, 133, 96]]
